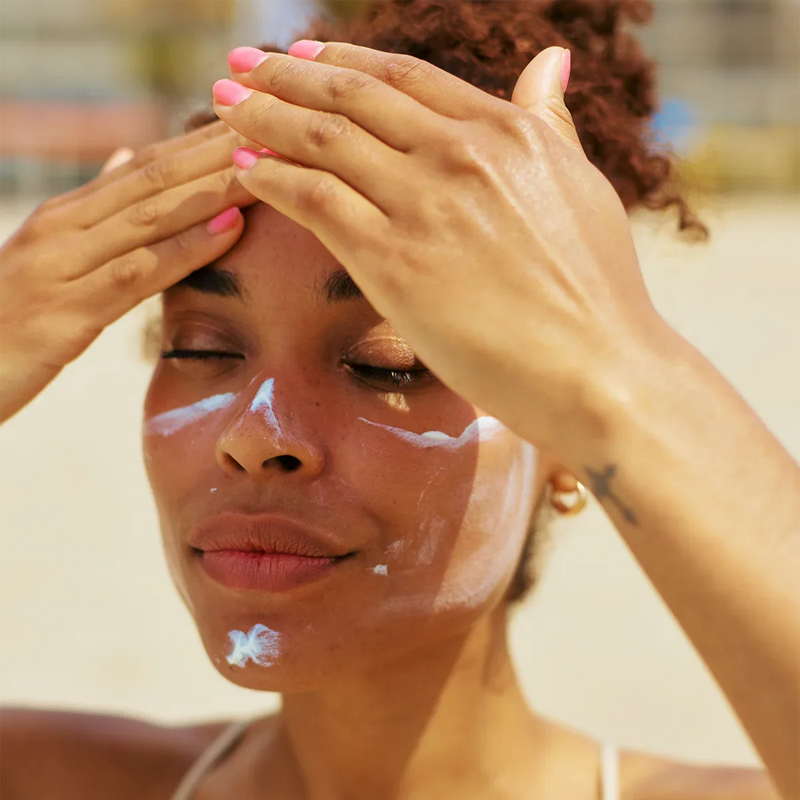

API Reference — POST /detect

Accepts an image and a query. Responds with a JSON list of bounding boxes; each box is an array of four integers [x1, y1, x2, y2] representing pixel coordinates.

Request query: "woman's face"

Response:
[[143, 203, 546, 691]]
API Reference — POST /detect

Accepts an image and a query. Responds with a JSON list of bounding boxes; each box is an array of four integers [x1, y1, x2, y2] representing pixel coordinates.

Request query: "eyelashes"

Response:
[[161, 350, 244, 361], [345, 363, 431, 390], [159, 351, 432, 390]]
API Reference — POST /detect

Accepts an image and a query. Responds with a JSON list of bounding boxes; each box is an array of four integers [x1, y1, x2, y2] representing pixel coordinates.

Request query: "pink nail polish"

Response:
[[232, 147, 261, 170], [561, 49, 572, 94], [288, 40, 325, 60], [228, 47, 270, 73], [212, 79, 253, 107], [207, 207, 241, 235]]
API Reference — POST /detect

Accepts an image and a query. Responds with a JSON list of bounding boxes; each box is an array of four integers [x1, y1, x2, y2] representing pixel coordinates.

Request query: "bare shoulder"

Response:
[[623, 748, 780, 800], [0, 705, 234, 800]]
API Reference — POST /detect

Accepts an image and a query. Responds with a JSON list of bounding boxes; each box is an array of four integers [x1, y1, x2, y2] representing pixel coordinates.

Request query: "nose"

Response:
[[215, 377, 325, 478]]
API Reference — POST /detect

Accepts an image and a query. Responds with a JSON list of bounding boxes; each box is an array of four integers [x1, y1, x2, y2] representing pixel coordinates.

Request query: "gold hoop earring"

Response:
[[549, 480, 588, 516]]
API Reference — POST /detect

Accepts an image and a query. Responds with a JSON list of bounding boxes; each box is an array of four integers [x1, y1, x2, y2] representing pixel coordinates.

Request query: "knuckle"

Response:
[[302, 176, 340, 212], [215, 167, 239, 198], [441, 129, 484, 172], [108, 254, 148, 293], [306, 113, 349, 150], [127, 199, 161, 229], [325, 69, 373, 102], [265, 57, 297, 91], [249, 96, 279, 135], [130, 143, 160, 170], [380, 56, 437, 90], [16, 209, 50, 244], [140, 156, 176, 192], [34, 196, 62, 215], [168, 229, 198, 263], [540, 97, 576, 134], [490, 109, 533, 144]]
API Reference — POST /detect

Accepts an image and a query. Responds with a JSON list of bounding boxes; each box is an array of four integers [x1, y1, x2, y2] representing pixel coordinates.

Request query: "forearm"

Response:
[[561, 320, 800, 799]]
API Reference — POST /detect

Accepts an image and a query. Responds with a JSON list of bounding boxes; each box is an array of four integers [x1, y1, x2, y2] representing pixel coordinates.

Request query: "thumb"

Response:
[[511, 46, 584, 155]]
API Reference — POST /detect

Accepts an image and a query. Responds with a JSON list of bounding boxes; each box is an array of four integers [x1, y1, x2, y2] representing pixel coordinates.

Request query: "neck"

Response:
[[259, 604, 574, 800]]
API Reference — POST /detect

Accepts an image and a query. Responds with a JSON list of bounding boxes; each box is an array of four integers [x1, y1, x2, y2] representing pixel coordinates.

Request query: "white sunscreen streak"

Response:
[[250, 379, 282, 435], [357, 416, 504, 448], [373, 564, 388, 576], [145, 393, 236, 436], [225, 623, 281, 667]]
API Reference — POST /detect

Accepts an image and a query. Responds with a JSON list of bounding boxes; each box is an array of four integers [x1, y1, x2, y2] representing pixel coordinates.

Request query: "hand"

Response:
[[212, 42, 666, 458], [0, 120, 259, 425]]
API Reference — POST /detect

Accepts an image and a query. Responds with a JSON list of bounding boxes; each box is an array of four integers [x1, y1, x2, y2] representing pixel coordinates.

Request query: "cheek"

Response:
[[142, 381, 234, 601], [433, 440, 538, 610], [346, 417, 539, 613]]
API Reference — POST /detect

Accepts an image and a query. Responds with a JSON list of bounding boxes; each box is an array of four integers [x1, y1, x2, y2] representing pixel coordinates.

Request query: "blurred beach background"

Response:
[[1, 0, 798, 768]]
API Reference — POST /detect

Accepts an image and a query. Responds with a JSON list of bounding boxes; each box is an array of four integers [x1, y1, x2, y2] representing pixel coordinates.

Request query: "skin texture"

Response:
[[0, 31, 789, 800], [145, 201, 546, 691], [209, 43, 799, 797], [211, 43, 664, 467], [0, 120, 259, 425]]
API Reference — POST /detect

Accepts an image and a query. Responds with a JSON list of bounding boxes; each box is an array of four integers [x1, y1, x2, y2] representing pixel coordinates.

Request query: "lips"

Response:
[[189, 512, 357, 592], [188, 512, 353, 559]]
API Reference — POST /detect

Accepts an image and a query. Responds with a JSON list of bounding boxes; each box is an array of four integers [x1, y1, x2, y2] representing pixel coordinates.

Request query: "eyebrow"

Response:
[[169, 266, 244, 299], [168, 264, 364, 304], [319, 266, 364, 303]]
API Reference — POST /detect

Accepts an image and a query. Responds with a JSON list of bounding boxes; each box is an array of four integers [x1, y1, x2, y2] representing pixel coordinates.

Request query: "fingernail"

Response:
[[561, 48, 572, 94], [207, 207, 242, 235], [288, 40, 325, 60], [213, 79, 253, 107], [232, 147, 261, 170], [228, 46, 270, 73]]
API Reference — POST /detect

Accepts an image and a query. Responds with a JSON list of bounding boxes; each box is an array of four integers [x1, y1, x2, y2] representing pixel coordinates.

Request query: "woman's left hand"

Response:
[[211, 41, 668, 458]]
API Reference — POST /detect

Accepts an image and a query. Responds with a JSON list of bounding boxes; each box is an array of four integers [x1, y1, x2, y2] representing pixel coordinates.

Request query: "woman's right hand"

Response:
[[0, 120, 258, 424]]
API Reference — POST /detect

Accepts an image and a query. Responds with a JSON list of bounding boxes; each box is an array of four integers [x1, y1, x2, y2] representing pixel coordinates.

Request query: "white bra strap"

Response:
[[600, 742, 619, 800]]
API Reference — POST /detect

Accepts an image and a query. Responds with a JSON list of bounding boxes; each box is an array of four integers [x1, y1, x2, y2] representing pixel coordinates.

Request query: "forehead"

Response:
[[167, 203, 362, 305], [221, 202, 336, 288]]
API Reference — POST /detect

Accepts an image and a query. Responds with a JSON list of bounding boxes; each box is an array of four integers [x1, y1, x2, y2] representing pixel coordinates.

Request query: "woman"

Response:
[[0, 1, 796, 799]]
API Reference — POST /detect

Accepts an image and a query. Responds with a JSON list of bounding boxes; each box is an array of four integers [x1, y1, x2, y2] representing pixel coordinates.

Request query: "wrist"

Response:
[[551, 313, 687, 477]]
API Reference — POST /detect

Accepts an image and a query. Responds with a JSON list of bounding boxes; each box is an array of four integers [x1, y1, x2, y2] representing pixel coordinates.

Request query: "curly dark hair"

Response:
[[182, 0, 709, 606]]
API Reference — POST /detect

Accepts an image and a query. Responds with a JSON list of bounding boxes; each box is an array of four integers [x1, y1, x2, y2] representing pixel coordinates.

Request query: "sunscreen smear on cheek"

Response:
[[145, 393, 237, 436]]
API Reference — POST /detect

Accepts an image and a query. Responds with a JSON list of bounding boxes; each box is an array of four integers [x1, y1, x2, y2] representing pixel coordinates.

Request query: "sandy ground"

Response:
[[0, 193, 797, 766]]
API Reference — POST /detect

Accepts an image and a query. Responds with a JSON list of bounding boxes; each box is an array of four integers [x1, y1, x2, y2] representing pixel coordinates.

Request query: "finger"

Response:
[[227, 47, 446, 153], [289, 41, 507, 124], [50, 119, 234, 210], [71, 167, 257, 277], [232, 150, 387, 263], [64, 127, 259, 229], [511, 47, 585, 156], [100, 147, 136, 175], [81, 207, 245, 327], [212, 79, 412, 210]]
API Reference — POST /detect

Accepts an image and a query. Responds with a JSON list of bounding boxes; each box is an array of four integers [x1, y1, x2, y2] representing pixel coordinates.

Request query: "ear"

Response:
[[510, 46, 585, 155]]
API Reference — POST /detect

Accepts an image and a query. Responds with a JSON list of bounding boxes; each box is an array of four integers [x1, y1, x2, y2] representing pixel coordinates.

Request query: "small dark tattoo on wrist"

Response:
[[584, 464, 639, 526]]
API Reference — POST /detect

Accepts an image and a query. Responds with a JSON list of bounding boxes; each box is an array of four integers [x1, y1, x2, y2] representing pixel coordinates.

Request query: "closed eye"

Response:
[[346, 364, 432, 390], [161, 350, 245, 361]]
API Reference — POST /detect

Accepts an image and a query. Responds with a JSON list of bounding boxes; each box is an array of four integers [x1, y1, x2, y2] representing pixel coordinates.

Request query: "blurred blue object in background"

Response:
[[650, 97, 706, 158]]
